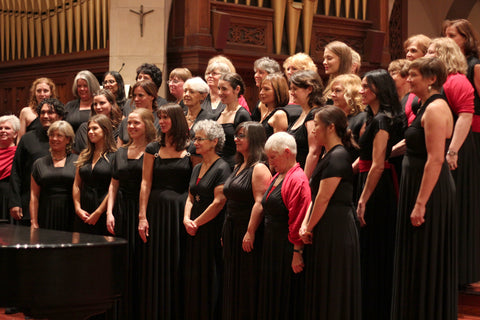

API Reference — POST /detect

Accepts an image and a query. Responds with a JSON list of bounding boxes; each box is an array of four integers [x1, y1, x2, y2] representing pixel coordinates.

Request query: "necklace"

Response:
[[52, 154, 67, 161]]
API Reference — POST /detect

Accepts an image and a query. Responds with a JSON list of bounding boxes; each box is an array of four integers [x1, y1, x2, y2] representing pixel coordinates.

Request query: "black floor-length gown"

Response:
[[138, 141, 191, 320], [222, 165, 263, 320], [391, 94, 457, 319], [304, 145, 361, 320], [257, 178, 305, 320], [356, 107, 397, 320], [74, 153, 114, 235], [184, 158, 231, 320], [31, 153, 78, 231], [111, 146, 144, 319]]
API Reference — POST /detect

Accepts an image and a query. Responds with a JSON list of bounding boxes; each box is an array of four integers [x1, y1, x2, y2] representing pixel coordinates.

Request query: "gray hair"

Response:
[[184, 77, 210, 94], [193, 119, 225, 153], [72, 70, 101, 99], [205, 62, 231, 78], [0, 115, 20, 132], [265, 132, 297, 155], [254, 57, 281, 74]]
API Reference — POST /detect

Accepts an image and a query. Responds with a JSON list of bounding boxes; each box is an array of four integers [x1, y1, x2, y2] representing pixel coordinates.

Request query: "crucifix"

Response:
[[130, 5, 154, 37]]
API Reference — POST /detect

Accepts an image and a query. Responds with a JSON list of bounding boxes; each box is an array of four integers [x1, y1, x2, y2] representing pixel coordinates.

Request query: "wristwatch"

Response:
[[447, 150, 457, 156]]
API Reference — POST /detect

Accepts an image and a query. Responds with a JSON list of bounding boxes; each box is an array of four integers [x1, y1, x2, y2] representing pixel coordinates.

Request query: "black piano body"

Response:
[[0, 224, 127, 320]]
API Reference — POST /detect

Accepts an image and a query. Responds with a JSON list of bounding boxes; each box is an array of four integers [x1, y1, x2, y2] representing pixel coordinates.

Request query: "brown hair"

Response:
[[156, 103, 189, 151], [76, 114, 117, 167], [262, 73, 289, 108], [443, 19, 480, 58], [132, 80, 159, 111], [92, 89, 123, 128], [409, 57, 447, 91]]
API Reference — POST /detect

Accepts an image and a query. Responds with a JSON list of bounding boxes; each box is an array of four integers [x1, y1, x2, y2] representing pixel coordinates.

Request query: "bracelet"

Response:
[[293, 249, 303, 254], [447, 149, 457, 156]]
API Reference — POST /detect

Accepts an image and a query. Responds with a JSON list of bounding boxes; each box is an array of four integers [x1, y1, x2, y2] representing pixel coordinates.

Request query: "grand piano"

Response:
[[0, 224, 127, 320]]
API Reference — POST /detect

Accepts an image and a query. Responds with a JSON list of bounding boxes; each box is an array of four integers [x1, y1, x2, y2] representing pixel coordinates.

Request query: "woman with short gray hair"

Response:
[[258, 131, 310, 319], [183, 119, 231, 320]]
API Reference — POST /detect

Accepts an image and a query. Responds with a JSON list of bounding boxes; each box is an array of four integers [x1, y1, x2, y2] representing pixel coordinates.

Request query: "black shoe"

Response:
[[5, 307, 19, 314]]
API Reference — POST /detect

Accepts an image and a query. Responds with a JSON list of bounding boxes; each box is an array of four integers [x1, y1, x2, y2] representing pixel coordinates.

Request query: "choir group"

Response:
[[1, 18, 480, 320]]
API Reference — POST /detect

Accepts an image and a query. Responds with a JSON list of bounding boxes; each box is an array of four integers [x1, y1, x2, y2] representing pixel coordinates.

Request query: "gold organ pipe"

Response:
[[345, 0, 351, 18], [324, 0, 330, 15], [58, 0, 66, 53], [287, 0, 302, 55], [50, 0, 58, 54], [95, 0, 100, 49], [21, 0, 28, 58], [28, 0, 35, 58], [258, 0, 263, 6], [335, 0, 340, 16], [1, 0, 5, 61], [81, 0, 87, 50], [74, 0, 80, 51], [302, 0, 316, 54], [9, 0, 16, 60], [43, 0, 51, 56], [35, 0, 42, 57], [363, 0, 366, 19], [67, 0, 73, 52], [88, 0, 94, 49], [272, 0, 287, 54], [102, 0, 107, 48], [15, 1, 22, 59]]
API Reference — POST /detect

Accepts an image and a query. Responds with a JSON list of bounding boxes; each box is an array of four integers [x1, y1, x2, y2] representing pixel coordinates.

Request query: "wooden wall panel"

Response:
[[0, 49, 108, 116]]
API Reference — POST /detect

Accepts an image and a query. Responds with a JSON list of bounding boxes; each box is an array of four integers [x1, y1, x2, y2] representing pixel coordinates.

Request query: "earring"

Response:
[[428, 85, 432, 92]]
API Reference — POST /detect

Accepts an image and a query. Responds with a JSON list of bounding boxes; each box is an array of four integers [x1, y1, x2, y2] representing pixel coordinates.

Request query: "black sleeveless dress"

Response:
[[32, 153, 78, 231], [74, 152, 114, 235], [222, 165, 263, 320], [304, 145, 361, 320], [111, 147, 144, 319], [184, 158, 231, 320], [257, 178, 305, 320], [391, 94, 457, 320], [138, 141, 191, 320]]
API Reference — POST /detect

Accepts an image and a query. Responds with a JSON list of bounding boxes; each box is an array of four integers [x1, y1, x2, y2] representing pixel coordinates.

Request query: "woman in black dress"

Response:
[[0, 115, 20, 222], [222, 121, 271, 320], [391, 57, 456, 319], [257, 73, 290, 138], [73, 89, 123, 153], [30, 120, 77, 231], [300, 106, 361, 320], [183, 119, 231, 320], [137, 103, 191, 320], [258, 132, 311, 320], [287, 70, 325, 178], [216, 73, 252, 169], [105, 108, 156, 319], [72, 114, 116, 235], [442, 21, 480, 287], [65, 70, 100, 133], [356, 69, 404, 320]]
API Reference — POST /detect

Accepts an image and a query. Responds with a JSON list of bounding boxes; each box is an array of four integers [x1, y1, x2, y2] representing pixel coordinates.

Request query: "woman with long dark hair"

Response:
[[137, 103, 191, 320], [356, 69, 404, 319], [103, 71, 128, 115], [72, 114, 116, 235], [222, 121, 271, 320], [300, 106, 361, 320]]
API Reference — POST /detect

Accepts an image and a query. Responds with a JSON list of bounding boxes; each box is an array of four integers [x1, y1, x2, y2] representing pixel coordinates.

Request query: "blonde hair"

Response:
[[283, 52, 318, 73], [330, 74, 364, 116], [430, 37, 468, 75], [47, 120, 75, 154]]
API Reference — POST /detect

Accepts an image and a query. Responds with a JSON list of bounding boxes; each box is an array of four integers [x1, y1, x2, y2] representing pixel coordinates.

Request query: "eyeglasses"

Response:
[[206, 71, 221, 77], [234, 134, 246, 139], [168, 79, 183, 85], [192, 137, 210, 142], [102, 80, 116, 85]]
